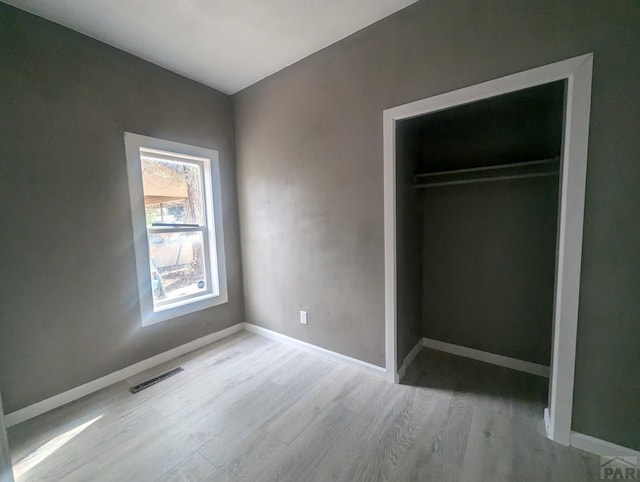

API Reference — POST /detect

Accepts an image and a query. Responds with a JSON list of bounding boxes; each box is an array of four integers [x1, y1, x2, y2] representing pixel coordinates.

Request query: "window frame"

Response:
[[124, 132, 228, 326]]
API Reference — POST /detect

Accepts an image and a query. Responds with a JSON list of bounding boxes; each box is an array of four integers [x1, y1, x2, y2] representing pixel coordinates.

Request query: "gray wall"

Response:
[[234, 0, 640, 449], [421, 177, 559, 365], [0, 4, 244, 414]]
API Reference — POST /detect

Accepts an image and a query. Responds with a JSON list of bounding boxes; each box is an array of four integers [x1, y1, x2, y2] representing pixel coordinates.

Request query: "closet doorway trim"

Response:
[[383, 53, 593, 447]]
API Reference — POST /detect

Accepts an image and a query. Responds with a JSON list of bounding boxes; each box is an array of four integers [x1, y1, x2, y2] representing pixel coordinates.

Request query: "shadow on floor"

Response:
[[400, 348, 549, 408]]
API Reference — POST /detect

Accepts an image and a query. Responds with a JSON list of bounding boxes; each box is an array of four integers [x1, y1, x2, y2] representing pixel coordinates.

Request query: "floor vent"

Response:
[[130, 367, 184, 394]]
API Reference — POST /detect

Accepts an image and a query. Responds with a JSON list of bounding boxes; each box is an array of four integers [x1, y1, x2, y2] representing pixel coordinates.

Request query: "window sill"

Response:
[[141, 292, 229, 326]]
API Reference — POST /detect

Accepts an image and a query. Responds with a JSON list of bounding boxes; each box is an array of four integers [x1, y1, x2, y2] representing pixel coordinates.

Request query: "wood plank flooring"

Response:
[[7, 332, 598, 481]]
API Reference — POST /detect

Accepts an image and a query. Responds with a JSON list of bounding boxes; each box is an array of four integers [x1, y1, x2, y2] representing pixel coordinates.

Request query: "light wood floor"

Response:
[[8, 332, 598, 481]]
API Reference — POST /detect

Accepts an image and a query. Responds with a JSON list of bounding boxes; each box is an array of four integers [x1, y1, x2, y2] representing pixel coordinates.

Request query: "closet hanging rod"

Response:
[[415, 170, 559, 188], [413, 157, 559, 180]]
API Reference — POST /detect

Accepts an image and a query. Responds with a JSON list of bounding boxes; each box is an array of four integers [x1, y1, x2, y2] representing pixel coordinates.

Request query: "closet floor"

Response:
[[8, 332, 598, 481]]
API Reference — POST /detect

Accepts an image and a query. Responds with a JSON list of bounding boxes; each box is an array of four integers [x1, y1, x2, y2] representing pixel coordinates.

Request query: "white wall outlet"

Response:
[[300, 310, 308, 325]]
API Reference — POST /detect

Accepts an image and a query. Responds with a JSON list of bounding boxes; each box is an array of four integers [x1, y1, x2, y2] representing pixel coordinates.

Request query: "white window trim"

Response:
[[124, 132, 228, 326]]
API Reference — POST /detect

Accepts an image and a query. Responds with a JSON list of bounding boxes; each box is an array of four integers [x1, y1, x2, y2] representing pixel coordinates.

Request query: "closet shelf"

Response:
[[414, 157, 560, 188]]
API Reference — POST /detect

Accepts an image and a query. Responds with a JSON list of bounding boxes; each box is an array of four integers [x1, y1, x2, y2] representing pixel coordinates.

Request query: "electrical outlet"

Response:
[[300, 310, 308, 325]]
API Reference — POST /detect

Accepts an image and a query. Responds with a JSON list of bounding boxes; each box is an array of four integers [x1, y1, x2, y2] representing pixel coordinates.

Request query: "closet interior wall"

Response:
[[398, 81, 565, 367], [396, 122, 424, 365]]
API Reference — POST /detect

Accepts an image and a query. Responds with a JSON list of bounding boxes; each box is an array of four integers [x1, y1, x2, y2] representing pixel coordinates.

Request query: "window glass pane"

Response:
[[141, 157, 204, 226], [148, 231, 208, 306]]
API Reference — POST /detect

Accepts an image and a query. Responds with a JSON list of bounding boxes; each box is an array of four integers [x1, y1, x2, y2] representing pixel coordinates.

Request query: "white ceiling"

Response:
[[5, 0, 418, 94]]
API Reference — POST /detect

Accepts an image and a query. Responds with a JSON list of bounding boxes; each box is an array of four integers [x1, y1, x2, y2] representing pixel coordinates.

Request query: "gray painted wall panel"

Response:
[[421, 177, 559, 365], [234, 0, 640, 449], [0, 5, 244, 414]]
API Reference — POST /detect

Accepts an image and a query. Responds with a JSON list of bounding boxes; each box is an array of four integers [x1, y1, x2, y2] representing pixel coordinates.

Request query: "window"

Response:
[[124, 133, 227, 325]]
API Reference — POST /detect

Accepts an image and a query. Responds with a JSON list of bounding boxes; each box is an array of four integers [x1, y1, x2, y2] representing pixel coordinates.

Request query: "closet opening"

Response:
[[383, 55, 593, 446], [405, 79, 563, 369]]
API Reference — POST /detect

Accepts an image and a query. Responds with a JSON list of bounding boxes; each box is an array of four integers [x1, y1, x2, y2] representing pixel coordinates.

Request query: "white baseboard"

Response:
[[6, 321, 637, 461], [5, 324, 561, 429], [397, 339, 423, 381], [4, 323, 244, 428], [570, 431, 639, 457], [422, 338, 550, 378], [242, 323, 387, 379]]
